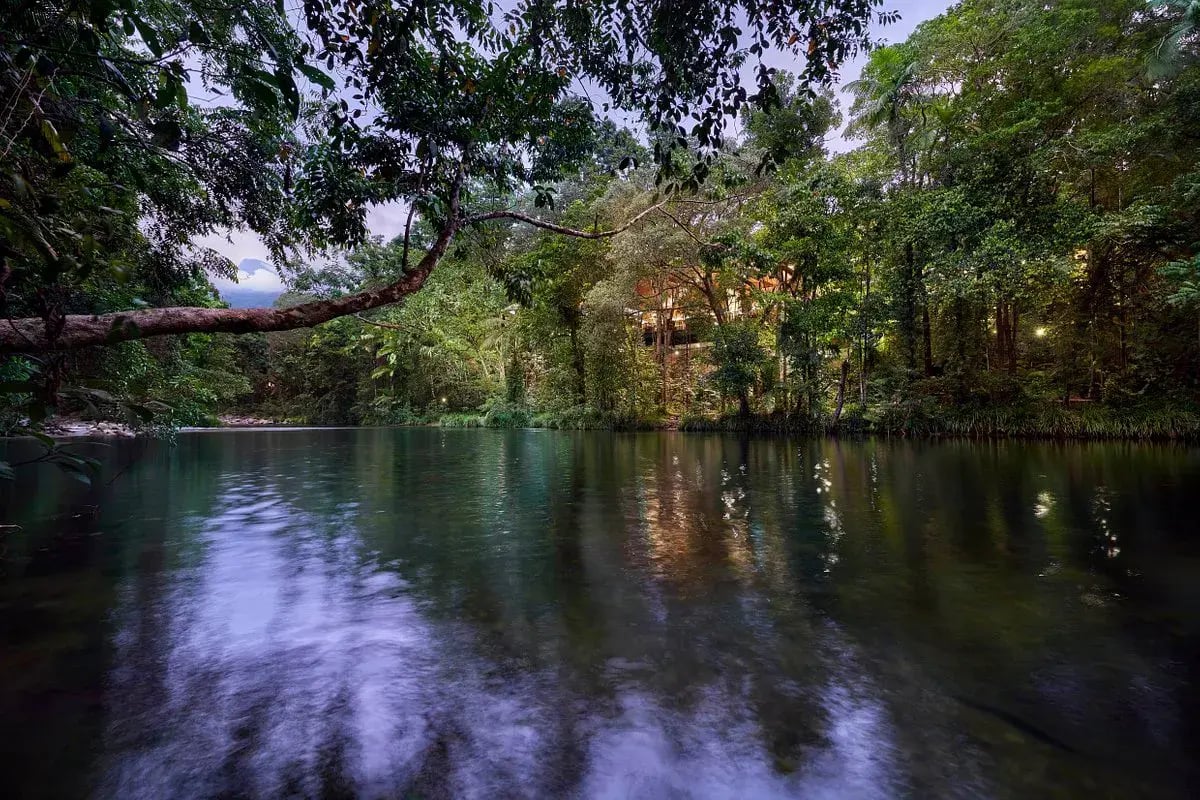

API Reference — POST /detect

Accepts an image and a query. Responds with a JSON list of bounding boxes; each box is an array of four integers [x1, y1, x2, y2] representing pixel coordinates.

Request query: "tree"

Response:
[[754, 164, 856, 422], [0, 0, 886, 354], [743, 72, 841, 168], [846, 45, 938, 376], [1162, 255, 1200, 356], [1148, 0, 1200, 77], [710, 320, 768, 416]]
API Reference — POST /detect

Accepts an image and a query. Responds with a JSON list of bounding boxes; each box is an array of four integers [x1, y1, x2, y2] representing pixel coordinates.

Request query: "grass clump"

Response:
[[438, 413, 487, 428], [483, 401, 533, 428], [531, 405, 660, 430]]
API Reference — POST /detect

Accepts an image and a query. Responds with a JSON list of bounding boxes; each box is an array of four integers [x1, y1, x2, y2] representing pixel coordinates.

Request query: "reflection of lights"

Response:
[[722, 487, 747, 520], [822, 505, 844, 573], [813, 460, 833, 494], [1034, 491, 1054, 518], [1038, 559, 1061, 578], [1093, 490, 1119, 558], [1106, 531, 1121, 559]]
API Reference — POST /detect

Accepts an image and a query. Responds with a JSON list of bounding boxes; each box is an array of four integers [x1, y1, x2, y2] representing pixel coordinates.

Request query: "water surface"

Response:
[[1, 429, 1198, 798]]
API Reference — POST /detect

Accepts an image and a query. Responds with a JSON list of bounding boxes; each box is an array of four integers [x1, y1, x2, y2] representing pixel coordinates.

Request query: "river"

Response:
[[1, 429, 1198, 798]]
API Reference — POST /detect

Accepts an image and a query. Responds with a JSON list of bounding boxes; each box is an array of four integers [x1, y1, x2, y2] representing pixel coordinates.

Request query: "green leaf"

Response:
[[130, 16, 163, 58], [274, 68, 300, 119], [186, 20, 210, 45], [241, 73, 280, 110], [298, 64, 335, 92]]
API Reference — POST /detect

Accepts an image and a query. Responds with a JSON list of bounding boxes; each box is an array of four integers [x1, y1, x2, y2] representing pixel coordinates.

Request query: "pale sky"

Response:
[[206, 0, 954, 300]]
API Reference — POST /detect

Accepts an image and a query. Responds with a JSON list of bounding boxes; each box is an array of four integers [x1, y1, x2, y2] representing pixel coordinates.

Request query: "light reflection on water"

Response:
[[1, 430, 1198, 799]]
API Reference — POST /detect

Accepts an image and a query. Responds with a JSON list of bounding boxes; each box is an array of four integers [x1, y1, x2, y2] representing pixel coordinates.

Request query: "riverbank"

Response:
[[22, 404, 1200, 442], [430, 402, 1200, 441]]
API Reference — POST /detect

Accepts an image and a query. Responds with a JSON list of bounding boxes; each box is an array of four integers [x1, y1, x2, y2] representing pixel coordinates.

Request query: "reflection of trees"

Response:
[[0, 434, 230, 800], [800, 439, 1199, 795], [4, 430, 1197, 797]]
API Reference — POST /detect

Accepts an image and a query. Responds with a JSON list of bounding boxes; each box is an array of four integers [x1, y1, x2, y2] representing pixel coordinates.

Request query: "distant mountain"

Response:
[[213, 259, 286, 309]]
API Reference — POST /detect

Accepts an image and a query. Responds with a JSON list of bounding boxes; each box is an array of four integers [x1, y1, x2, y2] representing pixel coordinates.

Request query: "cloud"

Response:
[[205, 258, 287, 308], [366, 200, 412, 242], [210, 260, 286, 294]]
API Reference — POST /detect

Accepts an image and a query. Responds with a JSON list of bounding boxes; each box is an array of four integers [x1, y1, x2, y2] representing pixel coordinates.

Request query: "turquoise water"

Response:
[[1, 429, 1198, 798]]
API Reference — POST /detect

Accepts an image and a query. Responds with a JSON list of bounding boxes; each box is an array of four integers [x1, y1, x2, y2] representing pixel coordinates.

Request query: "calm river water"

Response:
[[1, 429, 1198, 799]]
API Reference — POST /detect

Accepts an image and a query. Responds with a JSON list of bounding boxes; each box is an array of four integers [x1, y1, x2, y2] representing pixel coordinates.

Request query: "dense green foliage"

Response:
[[3, 0, 1200, 448], [230, 0, 1200, 438], [0, 0, 883, 476]]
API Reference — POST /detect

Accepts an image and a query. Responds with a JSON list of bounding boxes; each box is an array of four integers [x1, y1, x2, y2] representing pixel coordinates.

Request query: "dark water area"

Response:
[[1, 429, 1199, 799]]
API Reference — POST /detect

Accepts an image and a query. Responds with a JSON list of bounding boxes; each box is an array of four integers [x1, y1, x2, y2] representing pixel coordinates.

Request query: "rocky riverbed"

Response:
[[40, 414, 279, 438]]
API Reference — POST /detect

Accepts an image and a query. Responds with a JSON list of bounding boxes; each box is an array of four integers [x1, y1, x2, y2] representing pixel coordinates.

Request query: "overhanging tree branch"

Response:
[[656, 206, 730, 251], [464, 202, 667, 239], [0, 181, 464, 354], [0, 190, 739, 354], [0, 183, 692, 353]]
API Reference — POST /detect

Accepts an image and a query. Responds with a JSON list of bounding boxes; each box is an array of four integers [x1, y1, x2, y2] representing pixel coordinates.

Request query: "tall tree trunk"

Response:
[[860, 258, 871, 406], [922, 302, 934, 377], [995, 300, 1020, 374], [995, 299, 1009, 371], [953, 297, 966, 375], [1118, 264, 1128, 371], [859, 350, 868, 407], [627, 323, 638, 417], [568, 325, 586, 404], [832, 358, 850, 429], [1009, 304, 1019, 373], [903, 242, 918, 372], [684, 337, 692, 411], [778, 320, 788, 413], [658, 317, 669, 410]]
